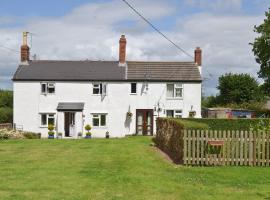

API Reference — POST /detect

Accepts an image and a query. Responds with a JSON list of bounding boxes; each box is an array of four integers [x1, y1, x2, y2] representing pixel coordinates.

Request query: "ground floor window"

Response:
[[166, 110, 182, 118], [92, 114, 107, 127], [40, 113, 55, 126]]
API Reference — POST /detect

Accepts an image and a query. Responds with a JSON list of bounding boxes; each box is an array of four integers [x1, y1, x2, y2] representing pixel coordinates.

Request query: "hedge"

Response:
[[154, 118, 185, 163], [0, 107, 13, 123], [174, 119, 209, 130], [181, 118, 270, 130]]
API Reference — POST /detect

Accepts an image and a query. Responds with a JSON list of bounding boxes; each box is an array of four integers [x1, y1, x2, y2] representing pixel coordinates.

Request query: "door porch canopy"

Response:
[[57, 102, 84, 112]]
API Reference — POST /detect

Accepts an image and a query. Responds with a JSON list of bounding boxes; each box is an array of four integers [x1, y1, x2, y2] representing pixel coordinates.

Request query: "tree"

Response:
[[0, 90, 13, 108], [217, 73, 264, 104], [251, 8, 270, 94]]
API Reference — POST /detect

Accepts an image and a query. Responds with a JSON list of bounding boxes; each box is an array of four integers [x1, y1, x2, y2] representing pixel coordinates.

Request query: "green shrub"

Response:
[[183, 118, 270, 130], [175, 119, 209, 130], [23, 132, 41, 139], [0, 107, 13, 123], [85, 124, 91, 132]]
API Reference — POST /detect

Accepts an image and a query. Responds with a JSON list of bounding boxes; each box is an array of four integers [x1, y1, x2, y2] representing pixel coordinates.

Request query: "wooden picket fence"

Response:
[[183, 130, 270, 166]]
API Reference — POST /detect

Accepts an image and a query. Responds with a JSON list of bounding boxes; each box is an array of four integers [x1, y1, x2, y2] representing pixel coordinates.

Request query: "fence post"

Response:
[[183, 130, 187, 165], [253, 131, 257, 166]]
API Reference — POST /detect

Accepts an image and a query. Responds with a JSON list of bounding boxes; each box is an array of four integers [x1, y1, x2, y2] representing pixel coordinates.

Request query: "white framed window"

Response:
[[174, 110, 183, 118], [166, 110, 182, 118], [41, 83, 55, 94], [40, 113, 55, 127], [130, 83, 137, 94], [166, 83, 183, 98], [92, 114, 107, 127], [93, 83, 107, 95]]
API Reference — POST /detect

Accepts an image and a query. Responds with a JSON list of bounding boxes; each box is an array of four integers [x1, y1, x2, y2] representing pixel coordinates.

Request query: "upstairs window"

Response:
[[166, 83, 183, 98], [41, 83, 55, 94], [93, 83, 107, 95], [130, 83, 137, 94]]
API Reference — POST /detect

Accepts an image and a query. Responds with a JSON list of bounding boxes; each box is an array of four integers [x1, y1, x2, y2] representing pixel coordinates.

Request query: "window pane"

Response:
[[48, 117, 55, 125], [93, 88, 100, 94], [131, 83, 137, 94], [175, 88, 182, 97], [48, 87, 55, 93], [166, 110, 174, 118], [41, 114, 47, 125], [93, 118, 99, 126], [41, 84, 46, 93], [100, 115, 106, 126], [166, 84, 174, 97], [99, 84, 103, 94], [175, 83, 182, 88]]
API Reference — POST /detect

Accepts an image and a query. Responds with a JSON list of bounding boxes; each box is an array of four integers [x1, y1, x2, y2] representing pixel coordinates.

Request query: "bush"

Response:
[[23, 132, 41, 139], [85, 124, 91, 132], [183, 118, 270, 130], [0, 107, 13, 123]]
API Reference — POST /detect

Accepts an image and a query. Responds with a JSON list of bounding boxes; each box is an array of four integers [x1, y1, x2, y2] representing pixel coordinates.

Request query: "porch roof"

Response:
[[57, 102, 84, 111]]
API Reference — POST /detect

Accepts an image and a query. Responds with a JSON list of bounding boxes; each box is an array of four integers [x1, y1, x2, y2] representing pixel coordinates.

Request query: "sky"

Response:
[[0, 0, 269, 95]]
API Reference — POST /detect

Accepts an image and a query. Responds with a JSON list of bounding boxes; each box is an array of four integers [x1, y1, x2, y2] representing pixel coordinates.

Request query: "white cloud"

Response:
[[185, 0, 243, 12], [0, 0, 265, 96]]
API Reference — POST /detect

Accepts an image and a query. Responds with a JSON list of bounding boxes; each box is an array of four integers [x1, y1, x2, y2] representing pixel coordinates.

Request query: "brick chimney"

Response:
[[21, 32, 30, 63], [194, 47, 202, 66], [119, 35, 126, 65]]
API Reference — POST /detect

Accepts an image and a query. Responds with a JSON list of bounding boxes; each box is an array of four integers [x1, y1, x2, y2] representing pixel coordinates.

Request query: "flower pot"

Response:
[[85, 135, 91, 139], [48, 135, 54, 139], [57, 135, 62, 139]]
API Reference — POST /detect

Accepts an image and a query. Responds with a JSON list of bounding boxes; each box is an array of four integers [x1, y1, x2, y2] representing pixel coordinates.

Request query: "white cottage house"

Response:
[[13, 33, 202, 138]]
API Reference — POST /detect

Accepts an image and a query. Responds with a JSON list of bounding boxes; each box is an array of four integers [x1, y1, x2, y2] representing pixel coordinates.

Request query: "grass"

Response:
[[0, 137, 270, 200]]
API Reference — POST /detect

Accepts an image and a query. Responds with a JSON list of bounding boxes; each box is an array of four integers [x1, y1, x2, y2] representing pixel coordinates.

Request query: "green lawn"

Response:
[[0, 137, 270, 200]]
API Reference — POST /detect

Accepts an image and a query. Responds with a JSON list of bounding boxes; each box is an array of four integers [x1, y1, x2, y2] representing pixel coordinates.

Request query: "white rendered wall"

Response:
[[13, 81, 201, 138]]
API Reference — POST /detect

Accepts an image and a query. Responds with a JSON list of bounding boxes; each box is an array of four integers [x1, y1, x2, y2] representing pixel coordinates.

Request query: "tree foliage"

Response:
[[203, 73, 266, 110], [0, 90, 13, 108], [251, 8, 270, 93], [0, 90, 13, 123], [217, 73, 264, 104]]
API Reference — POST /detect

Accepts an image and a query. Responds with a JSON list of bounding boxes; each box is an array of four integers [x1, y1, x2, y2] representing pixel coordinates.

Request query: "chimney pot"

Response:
[[119, 35, 127, 65], [194, 47, 202, 66]]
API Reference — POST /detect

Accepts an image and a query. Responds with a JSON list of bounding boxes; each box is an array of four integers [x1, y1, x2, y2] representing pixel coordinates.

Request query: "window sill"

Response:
[[41, 93, 55, 96], [92, 126, 108, 129], [166, 97, 183, 100], [130, 93, 137, 95]]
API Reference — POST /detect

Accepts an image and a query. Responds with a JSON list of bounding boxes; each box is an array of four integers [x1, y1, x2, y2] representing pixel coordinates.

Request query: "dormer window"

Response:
[[41, 83, 55, 94]]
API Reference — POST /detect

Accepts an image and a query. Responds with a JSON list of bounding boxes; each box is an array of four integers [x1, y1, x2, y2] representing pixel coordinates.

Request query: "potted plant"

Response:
[[48, 124, 55, 139], [106, 131, 109, 139], [78, 132, 82, 139], [57, 132, 62, 139], [85, 124, 92, 139]]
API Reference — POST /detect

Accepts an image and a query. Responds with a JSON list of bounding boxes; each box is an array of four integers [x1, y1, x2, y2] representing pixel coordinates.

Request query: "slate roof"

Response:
[[13, 60, 125, 81], [57, 102, 85, 111], [13, 60, 202, 82], [127, 61, 201, 81]]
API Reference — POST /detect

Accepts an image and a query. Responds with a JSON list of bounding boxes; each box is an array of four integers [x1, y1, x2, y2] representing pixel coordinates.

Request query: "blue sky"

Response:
[[0, 0, 269, 95]]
